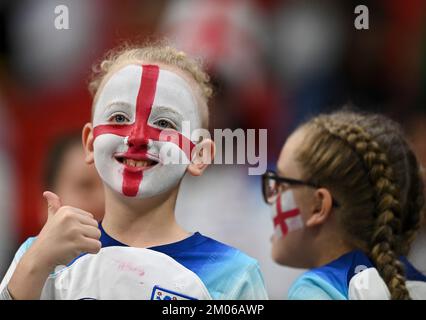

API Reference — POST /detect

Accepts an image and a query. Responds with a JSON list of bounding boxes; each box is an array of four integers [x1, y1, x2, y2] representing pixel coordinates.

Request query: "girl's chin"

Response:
[[270, 232, 286, 246], [271, 236, 287, 264], [271, 250, 288, 266], [271, 249, 299, 267], [270, 234, 301, 267]]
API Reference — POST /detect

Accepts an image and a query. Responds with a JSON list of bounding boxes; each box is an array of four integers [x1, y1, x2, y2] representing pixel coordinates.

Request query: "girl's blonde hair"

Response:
[[88, 42, 213, 127], [296, 109, 425, 300]]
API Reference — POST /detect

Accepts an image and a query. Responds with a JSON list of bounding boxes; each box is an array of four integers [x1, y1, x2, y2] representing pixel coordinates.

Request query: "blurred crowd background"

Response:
[[0, 0, 425, 299]]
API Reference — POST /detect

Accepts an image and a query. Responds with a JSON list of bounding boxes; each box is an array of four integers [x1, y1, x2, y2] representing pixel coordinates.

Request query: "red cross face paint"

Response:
[[92, 64, 201, 198], [271, 190, 304, 238]]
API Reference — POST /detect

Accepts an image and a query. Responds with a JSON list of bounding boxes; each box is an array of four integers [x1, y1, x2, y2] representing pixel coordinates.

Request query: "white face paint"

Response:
[[92, 64, 201, 198], [271, 190, 304, 238]]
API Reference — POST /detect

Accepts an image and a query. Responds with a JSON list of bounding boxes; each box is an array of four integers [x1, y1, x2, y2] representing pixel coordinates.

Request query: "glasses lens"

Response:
[[263, 173, 278, 204]]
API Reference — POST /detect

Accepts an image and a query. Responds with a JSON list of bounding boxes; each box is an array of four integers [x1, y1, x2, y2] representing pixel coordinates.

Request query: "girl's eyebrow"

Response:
[[151, 106, 183, 121], [104, 101, 133, 111]]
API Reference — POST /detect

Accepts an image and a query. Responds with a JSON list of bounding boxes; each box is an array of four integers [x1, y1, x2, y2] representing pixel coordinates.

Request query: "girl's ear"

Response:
[[306, 188, 334, 227], [187, 139, 216, 176], [82, 123, 95, 164]]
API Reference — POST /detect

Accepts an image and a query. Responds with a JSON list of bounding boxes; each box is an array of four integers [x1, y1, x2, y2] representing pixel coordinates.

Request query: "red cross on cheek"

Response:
[[273, 195, 300, 236], [93, 65, 195, 197]]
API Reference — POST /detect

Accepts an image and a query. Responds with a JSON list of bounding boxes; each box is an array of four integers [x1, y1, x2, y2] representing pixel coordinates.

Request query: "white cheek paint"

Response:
[[93, 134, 128, 194], [138, 141, 188, 198], [271, 190, 304, 238]]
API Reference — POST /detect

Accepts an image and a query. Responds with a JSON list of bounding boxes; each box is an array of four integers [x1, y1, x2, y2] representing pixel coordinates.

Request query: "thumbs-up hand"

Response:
[[30, 191, 102, 271], [44, 191, 61, 218]]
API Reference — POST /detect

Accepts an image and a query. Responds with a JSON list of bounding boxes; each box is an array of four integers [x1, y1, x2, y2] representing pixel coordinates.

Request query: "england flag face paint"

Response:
[[271, 190, 304, 238], [92, 64, 201, 198]]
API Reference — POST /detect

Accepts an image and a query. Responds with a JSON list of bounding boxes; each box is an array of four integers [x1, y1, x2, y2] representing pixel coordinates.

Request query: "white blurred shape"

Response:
[[160, 0, 268, 84], [274, 2, 344, 84]]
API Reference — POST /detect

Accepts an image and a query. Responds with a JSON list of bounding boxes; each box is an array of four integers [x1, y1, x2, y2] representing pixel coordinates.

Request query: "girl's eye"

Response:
[[110, 114, 129, 123], [154, 119, 176, 130], [277, 183, 290, 193]]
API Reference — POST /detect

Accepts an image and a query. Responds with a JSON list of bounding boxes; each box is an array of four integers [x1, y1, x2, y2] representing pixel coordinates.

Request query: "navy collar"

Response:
[[99, 222, 208, 255]]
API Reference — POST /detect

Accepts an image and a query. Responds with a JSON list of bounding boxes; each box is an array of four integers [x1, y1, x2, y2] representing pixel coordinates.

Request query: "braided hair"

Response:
[[296, 110, 425, 300]]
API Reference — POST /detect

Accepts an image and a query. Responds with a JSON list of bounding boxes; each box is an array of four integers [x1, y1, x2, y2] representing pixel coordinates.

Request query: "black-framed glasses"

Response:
[[261, 170, 340, 208]]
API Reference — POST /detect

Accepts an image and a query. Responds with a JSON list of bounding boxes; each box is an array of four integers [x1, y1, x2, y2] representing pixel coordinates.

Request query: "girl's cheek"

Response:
[[293, 190, 315, 223], [271, 190, 304, 239]]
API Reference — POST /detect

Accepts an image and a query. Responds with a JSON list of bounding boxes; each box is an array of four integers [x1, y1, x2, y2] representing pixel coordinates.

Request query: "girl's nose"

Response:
[[127, 126, 149, 148]]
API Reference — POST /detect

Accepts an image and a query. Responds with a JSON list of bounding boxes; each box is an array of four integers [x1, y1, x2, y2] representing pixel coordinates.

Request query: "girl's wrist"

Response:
[[7, 248, 54, 300], [23, 242, 56, 275]]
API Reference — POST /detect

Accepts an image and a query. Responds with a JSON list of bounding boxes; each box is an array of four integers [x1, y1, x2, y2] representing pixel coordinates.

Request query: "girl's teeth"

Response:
[[123, 159, 150, 167]]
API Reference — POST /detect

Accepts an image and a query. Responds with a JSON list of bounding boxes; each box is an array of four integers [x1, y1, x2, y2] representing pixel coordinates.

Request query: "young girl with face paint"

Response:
[[263, 110, 426, 300], [1, 44, 268, 300]]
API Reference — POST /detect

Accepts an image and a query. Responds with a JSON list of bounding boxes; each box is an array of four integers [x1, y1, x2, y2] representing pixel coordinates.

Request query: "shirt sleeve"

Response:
[[288, 273, 346, 300], [348, 267, 390, 300], [0, 237, 36, 296], [229, 261, 269, 300]]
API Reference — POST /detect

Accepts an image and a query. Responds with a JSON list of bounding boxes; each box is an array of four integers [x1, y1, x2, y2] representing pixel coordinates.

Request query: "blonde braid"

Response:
[[315, 116, 411, 300]]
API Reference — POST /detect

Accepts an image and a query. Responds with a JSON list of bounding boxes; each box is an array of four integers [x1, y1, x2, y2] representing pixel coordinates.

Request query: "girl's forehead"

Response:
[[277, 129, 306, 174], [94, 65, 188, 108], [102, 64, 191, 92], [281, 130, 304, 158], [98, 62, 200, 98], [93, 62, 207, 121]]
